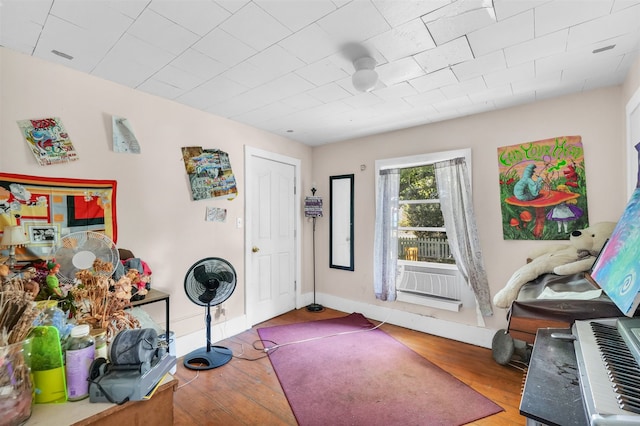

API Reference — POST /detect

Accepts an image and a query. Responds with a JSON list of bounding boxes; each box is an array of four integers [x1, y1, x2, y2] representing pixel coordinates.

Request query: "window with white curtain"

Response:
[[375, 149, 473, 311]]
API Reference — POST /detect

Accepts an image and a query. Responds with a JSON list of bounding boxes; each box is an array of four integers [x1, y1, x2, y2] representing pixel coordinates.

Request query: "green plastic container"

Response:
[[28, 326, 67, 404]]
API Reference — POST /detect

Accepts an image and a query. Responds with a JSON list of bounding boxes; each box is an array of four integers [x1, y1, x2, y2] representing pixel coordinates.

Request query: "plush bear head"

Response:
[[493, 221, 617, 309], [568, 221, 616, 257]]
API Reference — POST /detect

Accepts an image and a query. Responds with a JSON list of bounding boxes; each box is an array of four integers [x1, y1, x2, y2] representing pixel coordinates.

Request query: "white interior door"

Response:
[[245, 148, 300, 326]]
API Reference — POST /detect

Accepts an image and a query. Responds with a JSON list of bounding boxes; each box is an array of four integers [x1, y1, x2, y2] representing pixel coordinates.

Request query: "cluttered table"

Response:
[[26, 374, 177, 426]]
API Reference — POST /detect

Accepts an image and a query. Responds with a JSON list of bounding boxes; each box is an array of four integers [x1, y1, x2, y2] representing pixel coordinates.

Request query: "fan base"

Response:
[[183, 346, 232, 370], [306, 303, 325, 312]]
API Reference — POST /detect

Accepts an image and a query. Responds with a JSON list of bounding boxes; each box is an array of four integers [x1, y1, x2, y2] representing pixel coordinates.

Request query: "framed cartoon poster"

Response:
[[498, 136, 589, 240]]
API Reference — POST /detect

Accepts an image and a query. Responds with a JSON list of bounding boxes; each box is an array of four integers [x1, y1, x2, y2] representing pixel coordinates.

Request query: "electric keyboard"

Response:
[[573, 318, 640, 425]]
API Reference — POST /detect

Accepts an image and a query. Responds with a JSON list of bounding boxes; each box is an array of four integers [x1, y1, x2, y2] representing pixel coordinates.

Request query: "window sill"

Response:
[[398, 260, 458, 270]]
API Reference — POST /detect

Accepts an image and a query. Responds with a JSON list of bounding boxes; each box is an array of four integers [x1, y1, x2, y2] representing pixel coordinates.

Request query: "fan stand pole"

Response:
[[183, 303, 232, 370], [307, 216, 324, 312], [206, 304, 212, 352]]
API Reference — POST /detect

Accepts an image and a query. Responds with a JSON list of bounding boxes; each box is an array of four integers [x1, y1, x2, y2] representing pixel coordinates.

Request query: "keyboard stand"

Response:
[[520, 328, 588, 426]]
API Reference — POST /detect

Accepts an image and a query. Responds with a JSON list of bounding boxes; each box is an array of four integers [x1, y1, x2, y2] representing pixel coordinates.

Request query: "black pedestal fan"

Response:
[[183, 257, 236, 370]]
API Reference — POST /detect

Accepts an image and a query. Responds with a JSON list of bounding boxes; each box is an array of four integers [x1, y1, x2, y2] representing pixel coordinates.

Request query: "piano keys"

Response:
[[573, 318, 640, 425]]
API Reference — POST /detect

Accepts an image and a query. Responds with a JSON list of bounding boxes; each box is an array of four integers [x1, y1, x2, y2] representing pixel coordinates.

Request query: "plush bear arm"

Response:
[[493, 250, 577, 309], [553, 256, 596, 276]]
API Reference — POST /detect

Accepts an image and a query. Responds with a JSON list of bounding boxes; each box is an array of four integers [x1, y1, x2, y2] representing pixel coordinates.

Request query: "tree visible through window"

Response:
[[398, 164, 455, 264]]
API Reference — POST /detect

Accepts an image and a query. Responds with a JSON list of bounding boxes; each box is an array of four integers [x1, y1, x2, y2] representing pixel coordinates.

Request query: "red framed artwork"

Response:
[[0, 173, 117, 262]]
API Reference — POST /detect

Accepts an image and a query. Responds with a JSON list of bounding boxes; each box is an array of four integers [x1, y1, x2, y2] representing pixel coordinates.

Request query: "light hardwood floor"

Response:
[[172, 307, 526, 425]]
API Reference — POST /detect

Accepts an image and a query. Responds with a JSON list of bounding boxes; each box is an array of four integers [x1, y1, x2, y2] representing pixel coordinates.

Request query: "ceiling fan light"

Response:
[[352, 56, 378, 92], [352, 69, 378, 92]]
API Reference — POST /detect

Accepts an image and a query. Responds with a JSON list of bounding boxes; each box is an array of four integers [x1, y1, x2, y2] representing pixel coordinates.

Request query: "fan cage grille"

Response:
[[53, 231, 119, 284], [184, 257, 237, 307]]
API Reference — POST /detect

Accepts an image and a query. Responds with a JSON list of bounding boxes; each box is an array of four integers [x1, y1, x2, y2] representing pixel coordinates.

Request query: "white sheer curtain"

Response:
[[373, 169, 400, 301], [434, 158, 493, 316]]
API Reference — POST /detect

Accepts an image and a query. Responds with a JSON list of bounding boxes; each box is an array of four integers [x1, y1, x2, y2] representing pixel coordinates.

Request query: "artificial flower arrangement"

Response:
[[27, 257, 150, 342], [0, 263, 44, 424], [70, 262, 141, 342], [0, 256, 150, 421]]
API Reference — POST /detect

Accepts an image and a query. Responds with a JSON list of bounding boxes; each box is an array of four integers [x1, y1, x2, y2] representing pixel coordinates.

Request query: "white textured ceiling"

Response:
[[1, 0, 639, 146]]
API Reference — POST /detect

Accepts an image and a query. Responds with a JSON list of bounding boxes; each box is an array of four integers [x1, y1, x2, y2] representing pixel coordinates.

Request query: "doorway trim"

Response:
[[244, 146, 302, 327]]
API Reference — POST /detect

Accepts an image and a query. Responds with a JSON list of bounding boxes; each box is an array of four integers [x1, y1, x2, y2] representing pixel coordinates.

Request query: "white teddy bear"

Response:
[[493, 221, 617, 309]]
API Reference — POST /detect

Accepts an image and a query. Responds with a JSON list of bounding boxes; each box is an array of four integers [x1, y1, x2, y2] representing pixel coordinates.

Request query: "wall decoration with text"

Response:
[[17, 117, 79, 166], [497, 136, 589, 240]]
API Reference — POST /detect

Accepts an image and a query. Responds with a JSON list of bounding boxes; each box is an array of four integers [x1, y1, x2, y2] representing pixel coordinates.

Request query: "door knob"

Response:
[[252, 246, 260, 253]]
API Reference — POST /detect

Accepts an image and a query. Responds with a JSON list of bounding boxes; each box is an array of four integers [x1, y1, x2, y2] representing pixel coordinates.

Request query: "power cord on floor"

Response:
[[177, 370, 200, 389], [230, 340, 272, 361], [176, 313, 391, 390], [258, 314, 391, 354]]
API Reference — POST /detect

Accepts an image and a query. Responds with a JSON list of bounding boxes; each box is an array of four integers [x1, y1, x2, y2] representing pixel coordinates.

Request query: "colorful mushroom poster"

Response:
[[497, 136, 589, 240]]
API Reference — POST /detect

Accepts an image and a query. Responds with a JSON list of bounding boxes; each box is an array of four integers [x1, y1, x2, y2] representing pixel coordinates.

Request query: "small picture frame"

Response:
[[25, 222, 60, 246]]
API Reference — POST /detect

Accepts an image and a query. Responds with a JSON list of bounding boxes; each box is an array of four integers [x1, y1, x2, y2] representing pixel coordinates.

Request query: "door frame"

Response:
[[244, 146, 302, 327]]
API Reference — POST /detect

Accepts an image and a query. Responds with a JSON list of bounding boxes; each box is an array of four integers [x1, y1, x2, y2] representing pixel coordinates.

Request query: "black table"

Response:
[[130, 288, 170, 345], [520, 328, 588, 426]]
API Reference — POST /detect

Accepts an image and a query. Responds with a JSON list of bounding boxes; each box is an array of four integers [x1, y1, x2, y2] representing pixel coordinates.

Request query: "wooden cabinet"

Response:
[[26, 376, 177, 425]]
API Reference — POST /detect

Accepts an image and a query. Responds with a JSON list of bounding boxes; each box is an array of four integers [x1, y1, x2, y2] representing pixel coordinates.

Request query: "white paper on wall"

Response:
[[112, 116, 141, 153], [205, 207, 227, 222]]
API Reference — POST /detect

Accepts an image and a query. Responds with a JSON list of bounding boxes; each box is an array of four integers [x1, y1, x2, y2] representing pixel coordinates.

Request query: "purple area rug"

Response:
[[257, 313, 503, 426]]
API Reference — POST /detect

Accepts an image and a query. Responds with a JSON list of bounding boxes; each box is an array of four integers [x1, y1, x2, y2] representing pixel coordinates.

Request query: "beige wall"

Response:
[[0, 48, 313, 340], [2, 45, 639, 343], [312, 85, 628, 331], [623, 55, 640, 104]]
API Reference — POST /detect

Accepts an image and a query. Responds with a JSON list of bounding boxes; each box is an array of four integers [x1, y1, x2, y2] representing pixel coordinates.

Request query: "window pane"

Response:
[[399, 203, 445, 228], [399, 165, 438, 200], [398, 231, 455, 264], [397, 163, 454, 265]]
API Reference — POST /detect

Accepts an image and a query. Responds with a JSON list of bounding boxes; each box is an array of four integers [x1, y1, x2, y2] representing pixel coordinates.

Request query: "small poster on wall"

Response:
[[181, 147, 238, 201], [112, 116, 141, 153], [17, 117, 79, 166], [205, 207, 227, 222], [497, 136, 589, 240], [304, 196, 323, 217]]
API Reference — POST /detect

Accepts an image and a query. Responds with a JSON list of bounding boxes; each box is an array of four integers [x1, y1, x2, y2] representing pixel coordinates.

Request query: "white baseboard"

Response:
[[304, 292, 498, 349], [174, 292, 498, 358]]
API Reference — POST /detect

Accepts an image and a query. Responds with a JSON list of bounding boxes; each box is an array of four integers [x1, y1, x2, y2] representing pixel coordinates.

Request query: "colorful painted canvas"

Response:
[[590, 188, 640, 317], [497, 136, 589, 240], [181, 147, 238, 201], [17, 117, 79, 166], [0, 173, 117, 263]]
